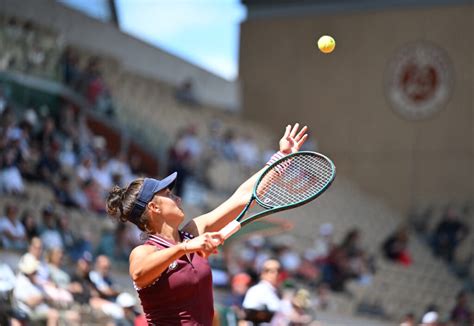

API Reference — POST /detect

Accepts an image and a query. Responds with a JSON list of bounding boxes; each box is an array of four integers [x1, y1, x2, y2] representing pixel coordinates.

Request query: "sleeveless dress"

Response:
[[135, 231, 214, 325]]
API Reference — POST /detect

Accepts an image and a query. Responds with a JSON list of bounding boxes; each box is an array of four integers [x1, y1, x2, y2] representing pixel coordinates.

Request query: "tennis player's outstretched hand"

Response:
[[279, 123, 308, 154], [184, 232, 223, 258]]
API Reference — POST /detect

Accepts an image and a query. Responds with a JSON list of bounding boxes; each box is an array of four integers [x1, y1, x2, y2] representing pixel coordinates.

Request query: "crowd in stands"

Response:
[[411, 204, 472, 282], [0, 237, 146, 325]]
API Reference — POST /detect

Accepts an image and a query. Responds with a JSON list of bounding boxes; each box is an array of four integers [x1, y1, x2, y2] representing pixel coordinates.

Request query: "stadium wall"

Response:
[[240, 3, 473, 212], [0, 0, 240, 111]]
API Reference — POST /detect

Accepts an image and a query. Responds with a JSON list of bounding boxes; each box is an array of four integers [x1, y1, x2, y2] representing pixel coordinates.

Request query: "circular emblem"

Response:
[[384, 41, 454, 120], [168, 261, 178, 271]]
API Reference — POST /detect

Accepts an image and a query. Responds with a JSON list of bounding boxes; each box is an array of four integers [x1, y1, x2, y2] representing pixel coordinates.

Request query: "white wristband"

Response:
[[266, 151, 285, 166]]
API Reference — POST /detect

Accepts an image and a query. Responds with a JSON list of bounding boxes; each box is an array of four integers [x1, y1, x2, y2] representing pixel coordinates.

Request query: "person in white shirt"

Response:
[[0, 204, 27, 250], [242, 259, 282, 325]]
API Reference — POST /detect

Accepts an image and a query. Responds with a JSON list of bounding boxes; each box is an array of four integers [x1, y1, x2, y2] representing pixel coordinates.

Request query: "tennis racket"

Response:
[[219, 151, 336, 240]]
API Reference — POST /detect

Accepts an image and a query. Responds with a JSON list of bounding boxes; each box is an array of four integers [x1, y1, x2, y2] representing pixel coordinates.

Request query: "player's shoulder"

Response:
[[130, 243, 157, 259]]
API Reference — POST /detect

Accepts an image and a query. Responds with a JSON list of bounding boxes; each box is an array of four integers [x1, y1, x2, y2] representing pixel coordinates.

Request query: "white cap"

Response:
[[117, 292, 137, 308], [18, 254, 40, 275], [422, 311, 438, 324]]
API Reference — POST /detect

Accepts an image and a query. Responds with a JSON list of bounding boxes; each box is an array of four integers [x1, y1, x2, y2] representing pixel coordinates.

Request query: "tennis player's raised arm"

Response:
[[184, 123, 308, 235]]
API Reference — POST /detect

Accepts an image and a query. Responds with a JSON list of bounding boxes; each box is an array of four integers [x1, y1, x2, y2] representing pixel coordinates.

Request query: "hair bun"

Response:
[[106, 185, 125, 221]]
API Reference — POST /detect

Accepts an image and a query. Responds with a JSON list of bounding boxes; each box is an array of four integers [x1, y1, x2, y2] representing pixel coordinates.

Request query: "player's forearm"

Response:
[[197, 167, 266, 233], [131, 244, 187, 287]]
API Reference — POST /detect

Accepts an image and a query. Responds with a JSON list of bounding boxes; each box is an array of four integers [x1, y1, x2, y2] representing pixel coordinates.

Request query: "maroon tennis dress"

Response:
[[135, 231, 214, 325]]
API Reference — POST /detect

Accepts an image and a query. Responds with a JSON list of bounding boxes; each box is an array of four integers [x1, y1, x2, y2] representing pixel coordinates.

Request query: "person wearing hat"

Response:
[[115, 292, 147, 326], [13, 254, 60, 325], [106, 123, 308, 325]]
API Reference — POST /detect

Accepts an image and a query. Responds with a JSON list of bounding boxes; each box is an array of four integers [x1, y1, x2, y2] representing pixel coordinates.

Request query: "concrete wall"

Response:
[[240, 3, 473, 212], [0, 0, 240, 111]]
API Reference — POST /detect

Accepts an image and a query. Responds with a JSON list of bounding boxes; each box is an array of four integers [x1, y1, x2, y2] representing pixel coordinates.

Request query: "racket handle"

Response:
[[220, 220, 242, 240]]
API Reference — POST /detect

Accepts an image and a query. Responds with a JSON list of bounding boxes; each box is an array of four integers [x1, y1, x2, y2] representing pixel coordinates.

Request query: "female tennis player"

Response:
[[106, 123, 308, 325]]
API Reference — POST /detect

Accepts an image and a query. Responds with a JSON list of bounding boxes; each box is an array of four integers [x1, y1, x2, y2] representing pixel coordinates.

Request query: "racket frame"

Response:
[[220, 151, 336, 239]]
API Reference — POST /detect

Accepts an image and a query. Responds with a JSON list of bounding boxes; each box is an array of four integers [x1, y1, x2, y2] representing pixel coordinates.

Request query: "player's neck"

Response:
[[155, 223, 181, 243]]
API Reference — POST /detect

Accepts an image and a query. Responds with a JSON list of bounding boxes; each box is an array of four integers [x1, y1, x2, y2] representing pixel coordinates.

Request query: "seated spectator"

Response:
[[400, 312, 416, 326], [273, 288, 314, 325], [0, 145, 25, 195], [223, 273, 252, 320], [0, 260, 29, 324], [39, 207, 64, 251], [323, 245, 351, 292], [431, 207, 469, 263], [89, 255, 120, 301], [339, 228, 374, 284], [45, 247, 71, 290], [242, 259, 283, 325], [54, 174, 79, 208], [13, 254, 80, 325], [20, 209, 40, 241], [22, 237, 50, 284], [13, 254, 61, 326], [69, 252, 123, 320], [116, 292, 147, 326], [57, 214, 92, 261], [450, 291, 473, 325], [312, 223, 335, 264], [382, 226, 412, 266], [0, 203, 27, 250]]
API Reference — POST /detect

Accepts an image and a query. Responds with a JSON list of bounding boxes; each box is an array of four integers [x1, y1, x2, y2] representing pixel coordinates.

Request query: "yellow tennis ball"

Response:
[[317, 35, 336, 54]]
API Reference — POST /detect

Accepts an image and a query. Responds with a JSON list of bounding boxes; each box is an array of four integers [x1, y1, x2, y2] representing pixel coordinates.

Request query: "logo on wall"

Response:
[[384, 41, 454, 120]]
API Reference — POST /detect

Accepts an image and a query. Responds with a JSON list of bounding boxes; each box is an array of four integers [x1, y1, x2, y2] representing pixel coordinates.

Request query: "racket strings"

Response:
[[256, 154, 334, 207]]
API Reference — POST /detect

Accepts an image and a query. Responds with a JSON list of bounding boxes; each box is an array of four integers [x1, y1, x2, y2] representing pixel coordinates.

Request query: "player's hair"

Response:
[[106, 178, 151, 232]]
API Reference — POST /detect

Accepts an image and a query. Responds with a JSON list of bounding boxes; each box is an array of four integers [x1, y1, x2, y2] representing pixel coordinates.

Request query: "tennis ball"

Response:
[[317, 35, 336, 54]]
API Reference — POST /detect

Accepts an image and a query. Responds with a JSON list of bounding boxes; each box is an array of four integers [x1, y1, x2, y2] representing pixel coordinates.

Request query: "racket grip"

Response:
[[220, 220, 242, 240]]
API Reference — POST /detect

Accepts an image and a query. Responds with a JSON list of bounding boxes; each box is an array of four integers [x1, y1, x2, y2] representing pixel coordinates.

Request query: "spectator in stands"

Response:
[[115, 292, 147, 326], [69, 252, 122, 320], [312, 223, 335, 264], [273, 288, 315, 325], [323, 243, 351, 292], [382, 226, 412, 266], [242, 259, 283, 325], [0, 203, 27, 249], [400, 312, 416, 326], [39, 206, 64, 251], [35, 116, 59, 152], [89, 255, 120, 301], [0, 142, 25, 194], [450, 290, 473, 325], [21, 209, 40, 241], [36, 146, 61, 186], [421, 311, 439, 326], [174, 78, 199, 107], [13, 254, 61, 326], [54, 174, 80, 208], [0, 260, 27, 325], [431, 207, 469, 263], [60, 47, 81, 89], [82, 178, 107, 214], [221, 129, 238, 161], [22, 237, 50, 284], [45, 247, 71, 290], [167, 130, 193, 197], [339, 228, 374, 284], [58, 214, 92, 261], [223, 272, 252, 320]]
